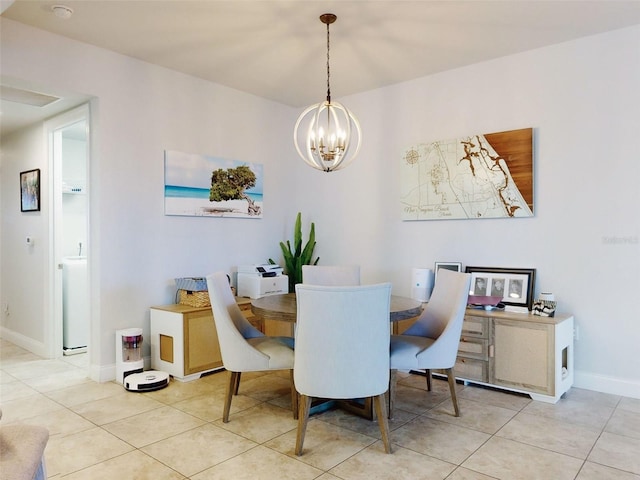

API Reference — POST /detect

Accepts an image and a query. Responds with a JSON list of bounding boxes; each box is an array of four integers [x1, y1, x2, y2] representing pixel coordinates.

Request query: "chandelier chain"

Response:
[[326, 20, 331, 102]]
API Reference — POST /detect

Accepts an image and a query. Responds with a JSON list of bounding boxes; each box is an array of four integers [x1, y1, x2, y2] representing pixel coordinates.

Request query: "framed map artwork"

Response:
[[400, 128, 533, 220]]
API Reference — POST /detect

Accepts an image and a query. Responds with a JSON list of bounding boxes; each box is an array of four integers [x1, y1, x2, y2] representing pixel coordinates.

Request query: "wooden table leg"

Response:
[[388, 369, 397, 419]]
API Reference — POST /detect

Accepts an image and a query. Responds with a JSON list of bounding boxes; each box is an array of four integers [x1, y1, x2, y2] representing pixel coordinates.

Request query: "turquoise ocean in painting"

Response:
[[165, 185, 263, 202]]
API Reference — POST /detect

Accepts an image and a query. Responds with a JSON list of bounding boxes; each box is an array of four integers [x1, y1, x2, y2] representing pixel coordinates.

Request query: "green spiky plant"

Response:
[[269, 212, 319, 292]]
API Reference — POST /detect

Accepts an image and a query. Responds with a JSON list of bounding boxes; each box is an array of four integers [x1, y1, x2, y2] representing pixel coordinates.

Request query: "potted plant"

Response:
[[269, 212, 319, 292]]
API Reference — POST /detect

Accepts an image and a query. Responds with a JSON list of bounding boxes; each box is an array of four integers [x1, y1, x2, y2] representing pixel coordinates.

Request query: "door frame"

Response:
[[45, 104, 91, 359]]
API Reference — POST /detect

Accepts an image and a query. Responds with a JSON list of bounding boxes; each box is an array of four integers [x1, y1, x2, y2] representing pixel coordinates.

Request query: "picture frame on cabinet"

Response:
[[20, 169, 40, 212], [465, 266, 536, 310], [434, 262, 462, 285]]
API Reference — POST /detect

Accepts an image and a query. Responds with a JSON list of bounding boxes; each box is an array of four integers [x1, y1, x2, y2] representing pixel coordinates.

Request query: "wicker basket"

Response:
[[175, 277, 207, 291], [178, 289, 210, 307]]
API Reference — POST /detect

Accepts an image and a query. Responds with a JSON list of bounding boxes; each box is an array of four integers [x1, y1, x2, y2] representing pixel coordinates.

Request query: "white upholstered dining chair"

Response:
[[389, 269, 471, 417], [294, 282, 393, 455], [301, 265, 360, 286], [206, 272, 297, 422]]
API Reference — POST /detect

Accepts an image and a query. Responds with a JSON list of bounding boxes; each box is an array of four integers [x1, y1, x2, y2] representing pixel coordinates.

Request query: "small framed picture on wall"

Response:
[[20, 169, 41, 212]]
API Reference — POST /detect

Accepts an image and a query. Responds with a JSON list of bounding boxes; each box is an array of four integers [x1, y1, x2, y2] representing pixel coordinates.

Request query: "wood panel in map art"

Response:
[[400, 128, 533, 220]]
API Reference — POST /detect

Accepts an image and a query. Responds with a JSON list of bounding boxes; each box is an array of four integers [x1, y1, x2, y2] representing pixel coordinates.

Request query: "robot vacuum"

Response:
[[124, 370, 170, 392]]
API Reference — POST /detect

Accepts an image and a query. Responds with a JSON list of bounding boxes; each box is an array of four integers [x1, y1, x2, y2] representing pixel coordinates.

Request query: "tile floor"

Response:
[[1, 338, 639, 479]]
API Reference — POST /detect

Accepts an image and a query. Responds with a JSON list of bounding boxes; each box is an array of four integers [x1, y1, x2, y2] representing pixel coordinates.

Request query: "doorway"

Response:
[[46, 104, 90, 359]]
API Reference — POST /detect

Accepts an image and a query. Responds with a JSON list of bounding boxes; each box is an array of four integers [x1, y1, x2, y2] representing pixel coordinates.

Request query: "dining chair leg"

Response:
[[295, 394, 312, 456], [290, 370, 298, 420], [223, 371, 240, 423], [445, 368, 460, 417], [388, 369, 398, 419], [233, 371, 241, 395], [373, 394, 393, 454], [425, 369, 432, 391]]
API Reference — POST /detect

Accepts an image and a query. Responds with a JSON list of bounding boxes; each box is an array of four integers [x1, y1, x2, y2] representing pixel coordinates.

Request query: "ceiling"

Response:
[[2, 0, 640, 136]]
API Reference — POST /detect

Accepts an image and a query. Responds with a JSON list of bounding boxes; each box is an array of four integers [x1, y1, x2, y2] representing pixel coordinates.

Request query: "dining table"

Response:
[[251, 292, 423, 324], [250, 292, 424, 420]]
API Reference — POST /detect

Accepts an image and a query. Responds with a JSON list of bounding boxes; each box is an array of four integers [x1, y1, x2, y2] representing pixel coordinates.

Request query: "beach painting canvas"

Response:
[[164, 150, 263, 218]]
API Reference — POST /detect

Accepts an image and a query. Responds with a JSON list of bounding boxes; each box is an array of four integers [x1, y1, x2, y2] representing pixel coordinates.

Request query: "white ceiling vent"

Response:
[[0, 85, 61, 107]]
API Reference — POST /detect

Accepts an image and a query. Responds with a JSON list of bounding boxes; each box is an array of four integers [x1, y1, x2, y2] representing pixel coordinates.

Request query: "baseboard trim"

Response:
[[574, 370, 640, 399], [90, 363, 115, 383], [91, 356, 151, 383], [0, 327, 48, 358]]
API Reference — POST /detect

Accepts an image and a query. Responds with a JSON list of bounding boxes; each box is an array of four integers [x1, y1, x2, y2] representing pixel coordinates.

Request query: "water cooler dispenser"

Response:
[[115, 328, 169, 391]]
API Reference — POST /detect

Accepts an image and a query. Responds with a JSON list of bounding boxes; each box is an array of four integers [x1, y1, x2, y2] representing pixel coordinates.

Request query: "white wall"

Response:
[[292, 26, 640, 397], [1, 18, 638, 397], [0, 18, 296, 379], [0, 123, 47, 351]]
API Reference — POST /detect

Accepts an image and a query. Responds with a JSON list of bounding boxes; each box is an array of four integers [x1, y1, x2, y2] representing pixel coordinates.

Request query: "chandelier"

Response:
[[294, 13, 362, 172]]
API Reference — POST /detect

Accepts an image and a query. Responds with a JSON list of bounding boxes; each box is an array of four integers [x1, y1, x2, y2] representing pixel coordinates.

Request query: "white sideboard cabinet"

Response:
[[397, 308, 575, 403], [456, 310, 574, 403]]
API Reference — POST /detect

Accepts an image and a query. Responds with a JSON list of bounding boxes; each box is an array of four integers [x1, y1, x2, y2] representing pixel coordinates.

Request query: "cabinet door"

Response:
[[394, 315, 420, 334], [264, 320, 294, 337], [183, 310, 222, 375], [492, 319, 554, 396]]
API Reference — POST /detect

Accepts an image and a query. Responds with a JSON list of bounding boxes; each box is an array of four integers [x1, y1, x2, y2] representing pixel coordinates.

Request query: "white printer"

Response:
[[237, 264, 289, 299]]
